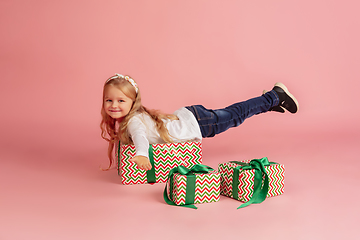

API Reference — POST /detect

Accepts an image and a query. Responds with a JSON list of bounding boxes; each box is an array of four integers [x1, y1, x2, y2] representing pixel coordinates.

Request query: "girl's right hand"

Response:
[[129, 156, 152, 171]]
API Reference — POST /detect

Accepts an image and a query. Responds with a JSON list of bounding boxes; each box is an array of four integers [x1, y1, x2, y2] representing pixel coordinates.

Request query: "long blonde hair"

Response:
[[100, 75, 177, 169]]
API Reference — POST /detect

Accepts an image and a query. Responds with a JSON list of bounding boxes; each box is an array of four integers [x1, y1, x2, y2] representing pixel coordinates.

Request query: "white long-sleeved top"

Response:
[[127, 107, 202, 158]]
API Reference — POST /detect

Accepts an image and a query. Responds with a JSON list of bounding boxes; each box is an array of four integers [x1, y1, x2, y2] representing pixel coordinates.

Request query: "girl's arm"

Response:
[[127, 116, 152, 170]]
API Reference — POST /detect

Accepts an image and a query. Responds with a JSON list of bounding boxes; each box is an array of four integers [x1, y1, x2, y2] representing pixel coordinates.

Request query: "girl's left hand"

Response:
[[129, 156, 152, 170]]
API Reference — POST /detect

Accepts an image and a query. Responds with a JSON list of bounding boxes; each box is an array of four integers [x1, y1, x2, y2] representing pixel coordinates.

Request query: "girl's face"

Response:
[[103, 85, 133, 120]]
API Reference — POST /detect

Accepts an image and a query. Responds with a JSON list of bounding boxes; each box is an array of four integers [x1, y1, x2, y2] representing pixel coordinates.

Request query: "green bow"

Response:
[[231, 157, 276, 209], [163, 164, 214, 209]]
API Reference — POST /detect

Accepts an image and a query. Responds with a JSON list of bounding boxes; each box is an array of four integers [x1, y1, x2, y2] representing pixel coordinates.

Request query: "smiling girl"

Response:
[[100, 74, 298, 171]]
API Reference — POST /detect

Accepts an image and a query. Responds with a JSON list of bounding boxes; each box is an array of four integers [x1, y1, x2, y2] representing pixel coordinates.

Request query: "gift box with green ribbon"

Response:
[[118, 141, 203, 185], [164, 164, 220, 209], [218, 158, 285, 208]]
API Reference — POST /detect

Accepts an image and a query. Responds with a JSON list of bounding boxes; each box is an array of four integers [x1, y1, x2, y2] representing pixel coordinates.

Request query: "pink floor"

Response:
[[1, 119, 359, 240]]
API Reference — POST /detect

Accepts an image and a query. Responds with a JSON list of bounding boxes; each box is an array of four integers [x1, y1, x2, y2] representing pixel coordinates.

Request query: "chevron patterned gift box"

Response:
[[219, 158, 285, 208], [118, 141, 202, 185], [165, 164, 220, 208]]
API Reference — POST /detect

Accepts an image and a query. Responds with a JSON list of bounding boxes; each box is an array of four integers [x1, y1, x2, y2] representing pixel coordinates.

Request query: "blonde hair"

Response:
[[100, 75, 177, 169]]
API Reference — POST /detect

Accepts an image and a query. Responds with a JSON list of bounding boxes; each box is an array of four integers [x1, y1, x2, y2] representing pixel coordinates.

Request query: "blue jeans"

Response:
[[185, 90, 279, 138]]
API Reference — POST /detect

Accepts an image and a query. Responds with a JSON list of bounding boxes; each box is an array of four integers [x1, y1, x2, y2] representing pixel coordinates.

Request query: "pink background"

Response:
[[1, 1, 359, 239]]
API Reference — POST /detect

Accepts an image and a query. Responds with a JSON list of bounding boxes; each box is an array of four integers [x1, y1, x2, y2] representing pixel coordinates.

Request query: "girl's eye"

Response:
[[105, 99, 112, 102], [119, 100, 125, 102]]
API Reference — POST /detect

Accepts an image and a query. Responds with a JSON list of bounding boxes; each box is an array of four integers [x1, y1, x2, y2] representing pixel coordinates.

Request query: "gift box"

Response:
[[118, 141, 203, 185], [218, 158, 285, 208], [164, 164, 220, 209]]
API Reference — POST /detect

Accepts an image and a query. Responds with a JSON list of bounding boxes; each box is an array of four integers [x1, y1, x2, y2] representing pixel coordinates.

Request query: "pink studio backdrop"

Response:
[[1, 1, 359, 240]]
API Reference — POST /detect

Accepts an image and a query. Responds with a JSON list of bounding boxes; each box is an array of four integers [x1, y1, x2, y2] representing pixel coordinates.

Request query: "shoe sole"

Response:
[[274, 82, 299, 113]]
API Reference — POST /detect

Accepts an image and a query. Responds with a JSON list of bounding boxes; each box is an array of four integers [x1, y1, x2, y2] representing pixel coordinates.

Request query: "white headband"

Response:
[[106, 73, 139, 93]]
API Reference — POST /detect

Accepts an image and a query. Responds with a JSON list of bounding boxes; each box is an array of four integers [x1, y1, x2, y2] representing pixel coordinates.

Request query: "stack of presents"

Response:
[[118, 141, 285, 209]]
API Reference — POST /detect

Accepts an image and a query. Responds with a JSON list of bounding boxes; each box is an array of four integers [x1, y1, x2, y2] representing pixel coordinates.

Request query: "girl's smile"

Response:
[[103, 85, 133, 120]]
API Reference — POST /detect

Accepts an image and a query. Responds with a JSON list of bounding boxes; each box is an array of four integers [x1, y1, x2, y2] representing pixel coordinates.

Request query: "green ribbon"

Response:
[[146, 145, 156, 183], [231, 157, 277, 209], [163, 164, 214, 209]]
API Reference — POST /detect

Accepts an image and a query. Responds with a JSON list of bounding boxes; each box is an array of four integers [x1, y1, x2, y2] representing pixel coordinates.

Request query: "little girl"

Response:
[[100, 73, 298, 171]]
